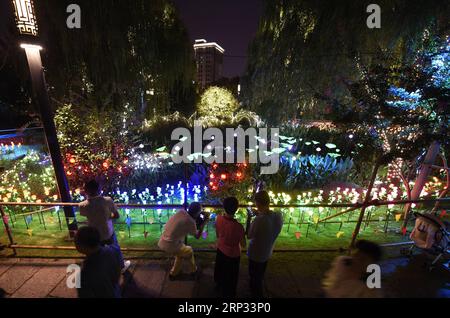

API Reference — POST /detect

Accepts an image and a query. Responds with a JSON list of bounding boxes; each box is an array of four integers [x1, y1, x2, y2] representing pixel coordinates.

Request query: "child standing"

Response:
[[214, 197, 246, 297]]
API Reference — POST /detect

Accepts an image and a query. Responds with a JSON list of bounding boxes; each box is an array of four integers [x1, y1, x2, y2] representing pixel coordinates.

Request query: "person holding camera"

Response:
[[214, 197, 246, 297], [158, 202, 209, 280], [246, 190, 283, 297]]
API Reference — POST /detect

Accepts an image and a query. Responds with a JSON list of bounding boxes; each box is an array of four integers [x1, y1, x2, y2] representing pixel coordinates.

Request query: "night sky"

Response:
[[172, 0, 263, 78]]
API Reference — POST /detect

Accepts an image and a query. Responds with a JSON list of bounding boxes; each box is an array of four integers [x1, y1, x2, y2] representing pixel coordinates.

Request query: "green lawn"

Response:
[[0, 205, 414, 258]]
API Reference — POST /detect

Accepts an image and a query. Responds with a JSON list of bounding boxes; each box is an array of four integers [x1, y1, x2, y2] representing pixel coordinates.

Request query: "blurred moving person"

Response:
[[322, 239, 383, 298]]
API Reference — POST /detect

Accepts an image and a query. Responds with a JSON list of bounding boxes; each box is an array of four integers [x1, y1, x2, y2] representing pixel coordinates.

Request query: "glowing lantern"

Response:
[[12, 0, 39, 36], [209, 173, 215, 179], [220, 174, 227, 180]]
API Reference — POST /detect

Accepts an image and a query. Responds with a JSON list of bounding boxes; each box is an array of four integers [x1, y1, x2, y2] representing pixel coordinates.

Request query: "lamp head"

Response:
[[12, 0, 39, 37], [20, 43, 42, 51]]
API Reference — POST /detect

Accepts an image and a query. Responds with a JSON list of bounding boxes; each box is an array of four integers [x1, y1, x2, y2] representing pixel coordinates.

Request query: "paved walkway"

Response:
[[0, 252, 448, 298]]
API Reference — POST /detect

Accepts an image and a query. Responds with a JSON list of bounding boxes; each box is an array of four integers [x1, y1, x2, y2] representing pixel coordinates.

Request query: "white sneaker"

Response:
[[121, 260, 131, 274]]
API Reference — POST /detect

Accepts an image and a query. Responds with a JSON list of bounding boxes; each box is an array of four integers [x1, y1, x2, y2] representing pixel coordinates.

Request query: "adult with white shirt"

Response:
[[79, 180, 131, 274], [246, 190, 283, 297]]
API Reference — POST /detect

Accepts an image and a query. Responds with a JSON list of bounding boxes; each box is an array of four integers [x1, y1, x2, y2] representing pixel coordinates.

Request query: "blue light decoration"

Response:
[[430, 39, 450, 88], [69, 180, 208, 238], [387, 37, 450, 110], [387, 87, 422, 110]]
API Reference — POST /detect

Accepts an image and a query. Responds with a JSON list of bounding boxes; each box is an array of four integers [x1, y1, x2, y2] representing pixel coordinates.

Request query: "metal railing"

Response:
[[0, 197, 448, 257]]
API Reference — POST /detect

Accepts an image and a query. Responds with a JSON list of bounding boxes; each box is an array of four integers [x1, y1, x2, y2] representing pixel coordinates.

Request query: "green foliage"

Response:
[[326, 35, 450, 161], [242, 0, 448, 121], [269, 155, 354, 191], [54, 104, 135, 189], [195, 86, 261, 128], [141, 112, 190, 148], [197, 87, 240, 124], [35, 0, 196, 114]]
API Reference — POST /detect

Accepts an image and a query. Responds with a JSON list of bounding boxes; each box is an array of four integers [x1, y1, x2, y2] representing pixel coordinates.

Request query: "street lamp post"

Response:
[[12, 0, 77, 237]]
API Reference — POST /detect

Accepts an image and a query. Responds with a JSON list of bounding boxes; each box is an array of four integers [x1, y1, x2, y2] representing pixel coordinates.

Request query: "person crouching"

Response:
[[158, 202, 209, 280]]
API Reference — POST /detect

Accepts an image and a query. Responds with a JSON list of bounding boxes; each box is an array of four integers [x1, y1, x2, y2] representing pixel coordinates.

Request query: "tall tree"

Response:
[[1, 0, 196, 119], [242, 0, 449, 124]]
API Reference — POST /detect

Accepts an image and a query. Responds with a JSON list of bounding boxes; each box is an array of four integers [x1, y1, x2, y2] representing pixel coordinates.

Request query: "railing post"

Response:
[[349, 160, 381, 249], [402, 141, 441, 228], [184, 163, 189, 245], [0, 206, 16, 256]]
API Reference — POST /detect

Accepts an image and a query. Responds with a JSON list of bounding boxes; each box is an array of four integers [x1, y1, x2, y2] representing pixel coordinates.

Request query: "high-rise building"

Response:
[[193, 39, 225, 90]]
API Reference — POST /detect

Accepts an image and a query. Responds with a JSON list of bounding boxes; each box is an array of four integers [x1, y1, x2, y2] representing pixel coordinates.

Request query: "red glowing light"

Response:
[[209, 182, 214, 186], [209, 173, 215, 179], [236, 172, 242, 178], [102, 161, 109, 169], [221, 174, 227, 180], [213, 164, 218, 169], [401, 227, 407, 236], [67, 171, 72, 176], [69, 158, 76, 164], [212, 186, 218, 191]]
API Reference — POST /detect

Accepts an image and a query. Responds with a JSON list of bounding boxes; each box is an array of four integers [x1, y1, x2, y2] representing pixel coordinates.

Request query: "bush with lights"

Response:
[[54, 104, 136, 190], [206, 162, 253, 202], [195, 86, 260, 128], [0, 151, 59, 204], [323, 35, 449, 164]]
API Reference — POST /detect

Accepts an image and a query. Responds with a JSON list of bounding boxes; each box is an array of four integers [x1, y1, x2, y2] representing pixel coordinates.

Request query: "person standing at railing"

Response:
[[214, 197, 246, 297], [158, 202, 209, 280], [246, 190, 283, 298], [79, 180, 131, 274], [75, 226, 121, 298]]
